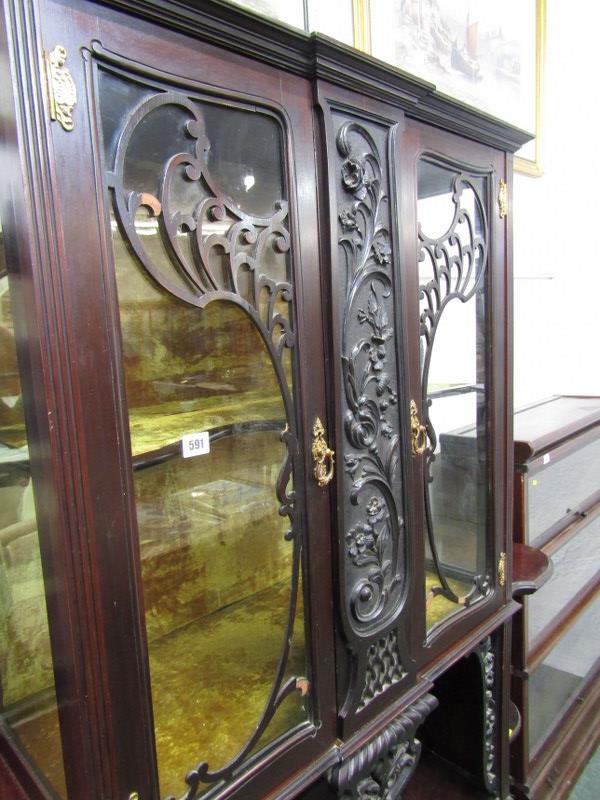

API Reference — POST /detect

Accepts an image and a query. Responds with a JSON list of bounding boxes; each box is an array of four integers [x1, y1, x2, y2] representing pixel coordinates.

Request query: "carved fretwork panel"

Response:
[[328, 104, 411, 719], [327, 694, 438, 799]]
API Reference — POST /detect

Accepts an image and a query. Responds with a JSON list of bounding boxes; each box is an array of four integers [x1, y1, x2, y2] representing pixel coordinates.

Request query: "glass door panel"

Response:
[[0, 222, 66, 797], [526, 437, 600, 545], [527, 515, 600, 647], [416, 158, 491, 633], [98, 65, 309, 798], [528, 594, 600, 755]]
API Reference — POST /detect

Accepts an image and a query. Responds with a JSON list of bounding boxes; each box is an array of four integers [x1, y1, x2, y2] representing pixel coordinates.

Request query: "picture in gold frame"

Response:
[[363, 0, 544, 176], [226, 0, 544, 176]]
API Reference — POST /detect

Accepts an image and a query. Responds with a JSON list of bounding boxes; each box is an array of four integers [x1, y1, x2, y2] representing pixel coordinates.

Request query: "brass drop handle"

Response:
[[410, 400, 427, 456], [312, 417, 335, 487]]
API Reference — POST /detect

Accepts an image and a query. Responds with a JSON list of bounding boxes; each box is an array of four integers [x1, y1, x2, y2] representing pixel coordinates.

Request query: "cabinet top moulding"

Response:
[[94, 0, 532, 153], [514, 395, 600, 464]]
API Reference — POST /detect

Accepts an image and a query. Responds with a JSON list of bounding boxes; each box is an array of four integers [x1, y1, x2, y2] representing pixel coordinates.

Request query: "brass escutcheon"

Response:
[[410, 400, 427, 456], [312, 417, 335, 487]]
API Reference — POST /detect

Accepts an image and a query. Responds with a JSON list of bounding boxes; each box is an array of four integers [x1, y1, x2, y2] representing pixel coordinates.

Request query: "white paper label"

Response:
[[181, 431, 210, 458], [543, 453, 551, 465]]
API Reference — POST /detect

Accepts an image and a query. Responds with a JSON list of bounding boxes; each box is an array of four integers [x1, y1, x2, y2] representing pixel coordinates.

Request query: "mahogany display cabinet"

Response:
[[510, 396, 600, 800], [0, 1, 531, 798]]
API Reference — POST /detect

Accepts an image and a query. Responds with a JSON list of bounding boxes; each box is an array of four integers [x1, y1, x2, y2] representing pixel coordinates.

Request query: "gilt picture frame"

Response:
[[366, 0, 545, 175]]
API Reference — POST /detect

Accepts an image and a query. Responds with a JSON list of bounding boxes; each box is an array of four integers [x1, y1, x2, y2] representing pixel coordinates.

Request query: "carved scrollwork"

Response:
[[474, 636, 498, 794], [337, 119, 405, 637], [418, 172, 488, 351], [102, 80, 303, 798], [418, 165, 492, 609], [328, 694, 438, 799], [108, 93, 294, 354]]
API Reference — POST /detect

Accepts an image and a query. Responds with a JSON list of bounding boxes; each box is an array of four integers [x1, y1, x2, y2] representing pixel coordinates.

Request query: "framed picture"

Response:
[[368, 0, 545, 175]]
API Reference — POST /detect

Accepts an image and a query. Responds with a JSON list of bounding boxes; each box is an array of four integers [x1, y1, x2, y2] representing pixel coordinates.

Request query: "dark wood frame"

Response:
[[0, 1, 531, 798]]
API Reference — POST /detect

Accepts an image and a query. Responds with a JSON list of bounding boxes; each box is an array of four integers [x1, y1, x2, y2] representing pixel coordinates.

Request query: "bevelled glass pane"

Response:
[[526, 437, 600, 545], [99, 68, 308, 798], [417, 159, 490, 632], [528, 594, 600, 754], [0, 224, 66, 796]]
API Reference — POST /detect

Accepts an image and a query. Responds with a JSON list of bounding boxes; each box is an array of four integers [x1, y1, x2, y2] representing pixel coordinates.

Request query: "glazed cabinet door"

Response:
[[16, 1, 336, 798], [399, 119, 511, 662]]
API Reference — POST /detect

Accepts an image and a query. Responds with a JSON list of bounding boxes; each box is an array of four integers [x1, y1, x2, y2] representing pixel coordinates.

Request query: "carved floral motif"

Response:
[[476, 636, 498, 793], [337, 120, 404, 634]]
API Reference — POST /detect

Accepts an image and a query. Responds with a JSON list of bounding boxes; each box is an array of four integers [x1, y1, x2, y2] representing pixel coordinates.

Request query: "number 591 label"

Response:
[[181, 431, 210, 458]]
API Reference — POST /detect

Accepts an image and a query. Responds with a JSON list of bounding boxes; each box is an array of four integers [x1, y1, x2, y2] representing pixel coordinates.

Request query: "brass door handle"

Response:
[[312, 417, 335, 487], [410, 400, 427, 456]]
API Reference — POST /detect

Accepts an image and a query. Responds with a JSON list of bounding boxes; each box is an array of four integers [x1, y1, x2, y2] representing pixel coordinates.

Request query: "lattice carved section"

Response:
[[358, 631, 407, 711]]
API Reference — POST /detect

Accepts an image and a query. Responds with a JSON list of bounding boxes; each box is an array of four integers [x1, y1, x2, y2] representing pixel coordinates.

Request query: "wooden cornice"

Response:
[[98, 0, 533, 152]]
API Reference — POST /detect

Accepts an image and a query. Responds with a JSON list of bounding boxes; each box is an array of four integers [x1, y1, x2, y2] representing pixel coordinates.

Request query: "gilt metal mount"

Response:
[[312, 417, 335, 487], [410, 400, 427, 456], [498, 552, 507, 588], [498, 179, 508, 219], [44, 45, 77, 131]]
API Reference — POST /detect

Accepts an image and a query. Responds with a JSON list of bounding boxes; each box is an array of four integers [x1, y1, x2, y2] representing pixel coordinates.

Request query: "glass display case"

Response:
[[0, 1, 530, 798], [511, 396, 600, 800], [527, 593, 600, 757]]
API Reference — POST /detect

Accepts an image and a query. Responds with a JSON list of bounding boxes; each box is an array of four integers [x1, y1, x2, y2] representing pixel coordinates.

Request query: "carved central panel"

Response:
[[328, 105, 410, 719], [336, 119, 406, 636]]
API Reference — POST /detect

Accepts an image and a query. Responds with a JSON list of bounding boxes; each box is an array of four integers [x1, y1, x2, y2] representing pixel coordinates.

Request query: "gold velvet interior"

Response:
[[112, 207, 309, 796], [6, 537, 471, 799], [12, 579, 307, 800], [150, 580, 306, 798], [133, 424, 309, 798], [425, 572, 472, 630]]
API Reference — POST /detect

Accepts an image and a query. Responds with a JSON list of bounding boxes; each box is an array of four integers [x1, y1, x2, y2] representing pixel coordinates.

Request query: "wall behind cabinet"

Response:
[[513, 0, 600, 404]]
